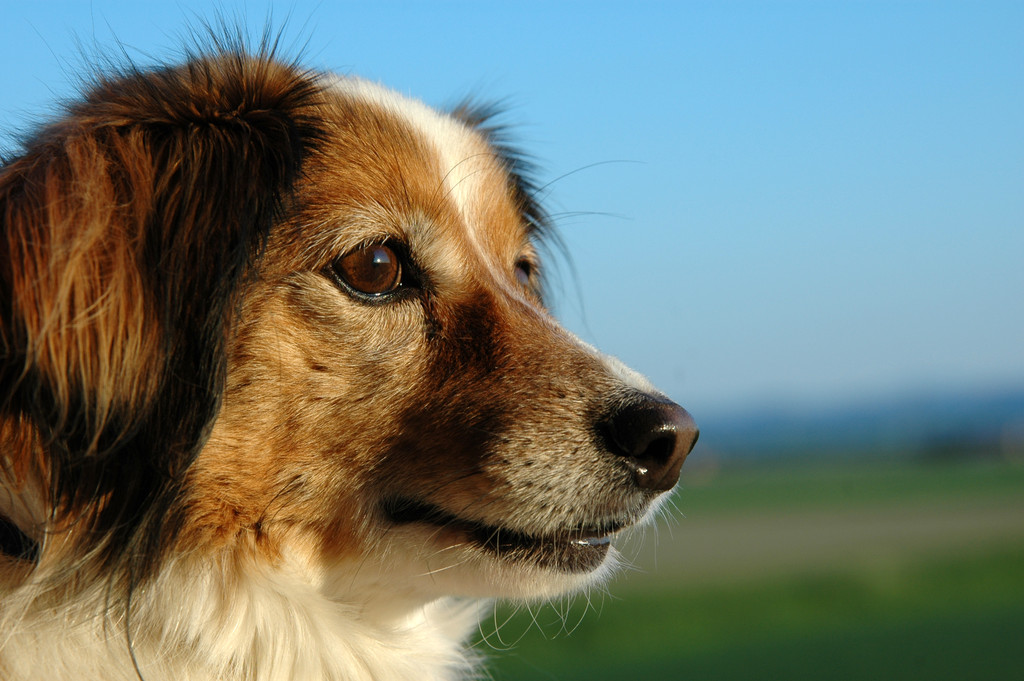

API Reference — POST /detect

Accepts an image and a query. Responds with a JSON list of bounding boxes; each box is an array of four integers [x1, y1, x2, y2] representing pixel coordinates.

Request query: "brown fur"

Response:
[[1, 46, 323, 590]]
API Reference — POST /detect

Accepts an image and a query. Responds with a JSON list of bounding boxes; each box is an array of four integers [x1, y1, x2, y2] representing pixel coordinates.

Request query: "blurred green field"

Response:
[[478, 458, 1024, 680]]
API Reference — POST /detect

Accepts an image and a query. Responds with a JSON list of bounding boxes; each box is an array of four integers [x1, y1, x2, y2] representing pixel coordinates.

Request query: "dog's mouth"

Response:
[[382, 498, 625, 573]]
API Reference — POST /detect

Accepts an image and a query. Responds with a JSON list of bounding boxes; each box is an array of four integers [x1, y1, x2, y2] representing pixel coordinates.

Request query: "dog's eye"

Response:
[[514, 259, 533, 287], [333, 243, 402, 296]]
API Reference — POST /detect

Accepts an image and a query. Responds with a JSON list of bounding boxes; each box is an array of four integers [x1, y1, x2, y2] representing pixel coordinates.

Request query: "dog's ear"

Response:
[[0, 49, 321, 572]]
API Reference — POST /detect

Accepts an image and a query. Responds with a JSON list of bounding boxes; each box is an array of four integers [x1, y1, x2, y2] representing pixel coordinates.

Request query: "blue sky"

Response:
[[2, 2, 1022, 418]]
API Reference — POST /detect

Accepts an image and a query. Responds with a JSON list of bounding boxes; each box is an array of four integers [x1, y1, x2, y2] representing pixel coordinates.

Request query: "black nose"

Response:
[[600, 397, 699, 491]]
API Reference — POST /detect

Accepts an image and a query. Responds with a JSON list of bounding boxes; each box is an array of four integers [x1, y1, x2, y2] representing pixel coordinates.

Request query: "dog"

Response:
[[0, 39, 697, 681]]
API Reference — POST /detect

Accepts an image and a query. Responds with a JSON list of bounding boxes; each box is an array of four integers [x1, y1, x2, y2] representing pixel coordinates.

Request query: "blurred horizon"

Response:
[[3, 1, 1021, 424]]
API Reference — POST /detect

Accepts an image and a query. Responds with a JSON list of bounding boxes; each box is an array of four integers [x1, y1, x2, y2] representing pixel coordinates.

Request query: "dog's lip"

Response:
[[381, 498, 624, 571]]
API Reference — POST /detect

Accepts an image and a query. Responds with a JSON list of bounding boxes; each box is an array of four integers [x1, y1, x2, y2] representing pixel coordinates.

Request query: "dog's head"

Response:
[[0, 50, 696, 604]]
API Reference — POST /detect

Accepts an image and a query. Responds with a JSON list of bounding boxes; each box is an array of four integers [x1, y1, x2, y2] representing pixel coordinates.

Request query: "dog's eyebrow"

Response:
[[295, 210, 411, 266]]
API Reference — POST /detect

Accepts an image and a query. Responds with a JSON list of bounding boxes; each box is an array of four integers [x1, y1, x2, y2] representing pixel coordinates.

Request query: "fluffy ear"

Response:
[[0, 47, 321, 574]]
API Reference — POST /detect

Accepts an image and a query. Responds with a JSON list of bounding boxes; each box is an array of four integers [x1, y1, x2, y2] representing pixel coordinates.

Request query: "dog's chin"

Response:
[[378, 498, 628, 599]]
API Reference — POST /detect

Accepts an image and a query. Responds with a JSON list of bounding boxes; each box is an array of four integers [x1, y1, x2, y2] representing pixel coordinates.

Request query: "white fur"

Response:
[[2, 555, 484, 681]]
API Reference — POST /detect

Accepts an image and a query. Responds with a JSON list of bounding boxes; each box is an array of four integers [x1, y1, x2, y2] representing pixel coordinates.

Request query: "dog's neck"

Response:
[[4, 553, 485, 681], [142, 554, 485, 681]]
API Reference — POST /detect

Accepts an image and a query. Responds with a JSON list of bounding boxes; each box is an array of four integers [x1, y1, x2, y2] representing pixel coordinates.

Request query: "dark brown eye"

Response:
[[333, 243, 402, 295], [514, 259, 533, 287]]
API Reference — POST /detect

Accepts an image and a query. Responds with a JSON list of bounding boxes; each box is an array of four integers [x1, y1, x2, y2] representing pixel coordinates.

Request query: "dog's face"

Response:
[[182, 78, 697, 601], [0, 54, 695, 617]]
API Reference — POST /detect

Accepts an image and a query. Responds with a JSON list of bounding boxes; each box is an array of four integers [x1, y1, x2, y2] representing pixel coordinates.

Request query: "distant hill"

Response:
[[693, 387, 1024, 463]]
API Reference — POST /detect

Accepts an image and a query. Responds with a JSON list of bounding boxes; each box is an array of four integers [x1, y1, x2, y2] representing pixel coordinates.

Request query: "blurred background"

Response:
[[3, 2, 1022, 679]]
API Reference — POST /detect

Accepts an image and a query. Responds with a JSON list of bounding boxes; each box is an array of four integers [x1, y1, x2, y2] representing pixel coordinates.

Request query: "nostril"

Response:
[[642, 433, 677, 472], [600, 397, 698, 491]]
